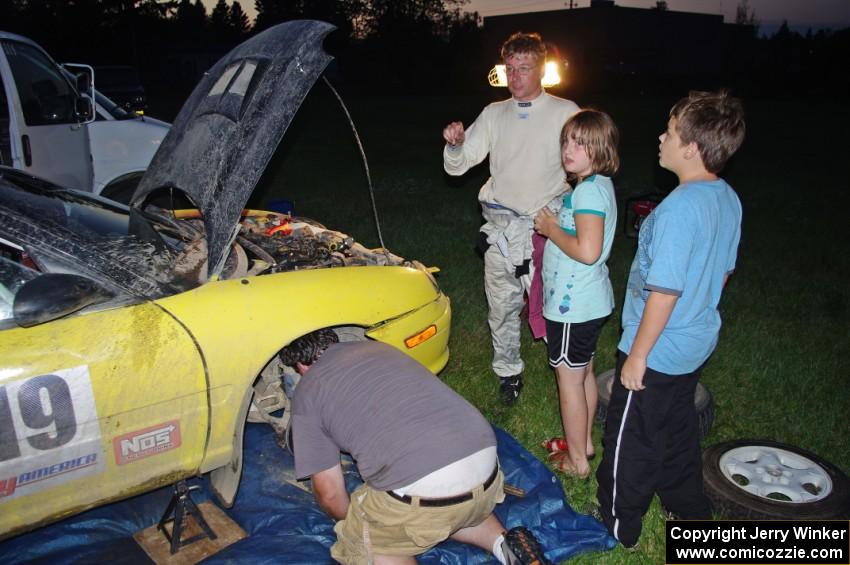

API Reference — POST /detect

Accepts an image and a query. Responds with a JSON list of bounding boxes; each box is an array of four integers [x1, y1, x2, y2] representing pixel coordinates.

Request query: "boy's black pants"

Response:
[[596, 350, 711, 547]]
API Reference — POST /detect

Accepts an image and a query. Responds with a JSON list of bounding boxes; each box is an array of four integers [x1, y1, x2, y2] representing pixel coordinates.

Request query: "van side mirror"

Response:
[[75, 96, 94, 123], [62, 63, 94, 96], [62, 63, 96, 124], [75, 71, 91, 93]]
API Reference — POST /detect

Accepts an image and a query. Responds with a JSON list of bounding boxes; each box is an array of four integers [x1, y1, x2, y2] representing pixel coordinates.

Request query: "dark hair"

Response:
[[279, 329, 339, 367], [501, 32, 546, 66], [670, 90, 745, 174], [560, 109, 620, 178]]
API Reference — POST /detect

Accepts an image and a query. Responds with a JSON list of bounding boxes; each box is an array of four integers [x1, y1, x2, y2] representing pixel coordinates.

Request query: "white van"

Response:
[[87, 87, 170, 201], [0, 31, 169, 201]]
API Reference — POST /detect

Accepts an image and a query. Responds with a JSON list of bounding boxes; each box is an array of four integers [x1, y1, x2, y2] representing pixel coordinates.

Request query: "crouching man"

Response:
[[282, 329, 551, 565]]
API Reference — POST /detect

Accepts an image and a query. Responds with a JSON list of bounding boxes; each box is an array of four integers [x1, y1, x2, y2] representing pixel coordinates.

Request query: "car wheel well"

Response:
[[102, 173, 198, 209], [134, 185, 198, 210], [210, 326, 367, 505], [246, 325, 368, 447], [101, 172, 145, 204]]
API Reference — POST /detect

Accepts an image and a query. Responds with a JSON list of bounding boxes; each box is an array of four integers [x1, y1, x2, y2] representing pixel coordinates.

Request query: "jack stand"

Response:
[[157, 480, 217, 554]]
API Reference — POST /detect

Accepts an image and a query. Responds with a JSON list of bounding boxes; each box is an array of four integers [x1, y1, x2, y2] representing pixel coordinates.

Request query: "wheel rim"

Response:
[[718, 445, 833, 503]]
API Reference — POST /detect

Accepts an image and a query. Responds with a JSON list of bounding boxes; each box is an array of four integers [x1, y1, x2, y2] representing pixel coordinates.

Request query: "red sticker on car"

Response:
[[113, 420, 181, 465]]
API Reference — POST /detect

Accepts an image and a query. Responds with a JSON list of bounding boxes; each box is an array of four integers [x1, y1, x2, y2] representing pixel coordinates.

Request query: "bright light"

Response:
[[488, 65, 508, 87], [488, 61, 562, 88], [542, 61, 561, 86]]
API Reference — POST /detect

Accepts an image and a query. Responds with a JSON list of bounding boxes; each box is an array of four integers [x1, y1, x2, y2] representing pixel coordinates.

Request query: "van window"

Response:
[[2, 40, 77, 126]]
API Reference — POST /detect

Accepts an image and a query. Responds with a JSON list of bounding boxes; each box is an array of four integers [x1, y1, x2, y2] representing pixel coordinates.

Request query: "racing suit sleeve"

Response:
[[443, 107, 492, 176]]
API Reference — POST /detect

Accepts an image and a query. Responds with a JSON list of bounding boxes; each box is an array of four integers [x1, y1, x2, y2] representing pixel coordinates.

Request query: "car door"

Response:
[[0, 37, 93, 191], [0, 255, 208, 538]]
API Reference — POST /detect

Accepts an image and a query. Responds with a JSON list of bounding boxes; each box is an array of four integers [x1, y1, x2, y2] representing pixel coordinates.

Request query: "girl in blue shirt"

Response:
[[533, 110, 619, 478]]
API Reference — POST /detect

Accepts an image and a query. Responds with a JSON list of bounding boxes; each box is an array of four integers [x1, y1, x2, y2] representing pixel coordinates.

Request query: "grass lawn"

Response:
[[251, 85, 850, 563]]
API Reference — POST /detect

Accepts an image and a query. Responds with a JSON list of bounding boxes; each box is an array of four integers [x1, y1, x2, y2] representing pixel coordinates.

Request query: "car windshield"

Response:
[[0, 169, 198, 298]]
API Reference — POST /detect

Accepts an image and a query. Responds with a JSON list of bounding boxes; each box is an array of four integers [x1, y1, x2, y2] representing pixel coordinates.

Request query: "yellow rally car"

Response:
[[0, 21, 449, 539]]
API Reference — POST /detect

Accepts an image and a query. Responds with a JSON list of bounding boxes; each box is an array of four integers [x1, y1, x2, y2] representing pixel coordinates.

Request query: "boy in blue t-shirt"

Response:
[[596, 91, 745, 548]]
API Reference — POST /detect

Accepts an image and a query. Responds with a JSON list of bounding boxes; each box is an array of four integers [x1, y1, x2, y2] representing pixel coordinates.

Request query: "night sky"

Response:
[[203, 1, 850, 36], [466, 0, 850, 34]]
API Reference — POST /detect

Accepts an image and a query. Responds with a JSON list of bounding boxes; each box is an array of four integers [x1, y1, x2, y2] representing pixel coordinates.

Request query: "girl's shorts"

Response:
[[546, 316, 608, 369]]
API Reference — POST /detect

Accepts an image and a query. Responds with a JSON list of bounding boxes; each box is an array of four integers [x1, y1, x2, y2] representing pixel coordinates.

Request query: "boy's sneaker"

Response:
[[501, 526, 552, 565], [499, 375, 523, 406], [624, 541, 641, 553]]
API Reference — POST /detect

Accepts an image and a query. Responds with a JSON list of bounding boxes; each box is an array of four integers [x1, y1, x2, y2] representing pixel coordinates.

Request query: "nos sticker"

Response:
[[0, 366, 105, 501], [113, 420, 182, 465]]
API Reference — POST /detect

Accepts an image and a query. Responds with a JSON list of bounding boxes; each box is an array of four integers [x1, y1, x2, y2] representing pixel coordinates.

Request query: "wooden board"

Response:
[[133, 502, 247, 564]]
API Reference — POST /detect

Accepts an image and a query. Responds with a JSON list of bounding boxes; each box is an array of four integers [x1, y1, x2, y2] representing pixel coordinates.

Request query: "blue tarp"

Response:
[[2, 425, 616, 564]]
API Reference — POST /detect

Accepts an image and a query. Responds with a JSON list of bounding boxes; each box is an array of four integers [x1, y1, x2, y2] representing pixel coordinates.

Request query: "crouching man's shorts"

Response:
[[331, 467, 505, 564]]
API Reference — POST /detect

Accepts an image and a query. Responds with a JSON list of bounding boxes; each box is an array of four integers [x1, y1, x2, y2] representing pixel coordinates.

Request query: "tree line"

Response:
[[0, 0, 483, 94], [1, 0, 846, 98]]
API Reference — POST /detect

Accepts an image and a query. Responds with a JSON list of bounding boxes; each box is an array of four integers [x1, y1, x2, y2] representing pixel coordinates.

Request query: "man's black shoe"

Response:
[[499, 375, 523, 406], [501, 526, 552, 565]]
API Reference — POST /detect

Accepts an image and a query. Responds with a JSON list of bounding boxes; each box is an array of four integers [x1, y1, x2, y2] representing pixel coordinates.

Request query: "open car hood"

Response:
[[132, 20, 334, 279]]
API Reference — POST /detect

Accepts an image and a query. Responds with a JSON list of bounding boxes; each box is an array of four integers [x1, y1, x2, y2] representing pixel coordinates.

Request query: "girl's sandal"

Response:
[[541, 436, 569, 453], [542, 437, 596, 460], [548, 450, 591, 480]]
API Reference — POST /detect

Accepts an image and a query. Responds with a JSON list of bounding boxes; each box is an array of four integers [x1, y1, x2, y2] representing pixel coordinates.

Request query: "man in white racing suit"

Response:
[[443, 32, 579, 404]]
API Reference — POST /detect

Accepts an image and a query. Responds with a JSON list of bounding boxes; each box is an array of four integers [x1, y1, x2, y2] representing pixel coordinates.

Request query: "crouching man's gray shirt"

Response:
[[292, 341, 496, 491]]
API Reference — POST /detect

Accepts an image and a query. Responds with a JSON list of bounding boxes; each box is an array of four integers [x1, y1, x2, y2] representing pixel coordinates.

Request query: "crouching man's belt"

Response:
[[386, 463, 500, 507]]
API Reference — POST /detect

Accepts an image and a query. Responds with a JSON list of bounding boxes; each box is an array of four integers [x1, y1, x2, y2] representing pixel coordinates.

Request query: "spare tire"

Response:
[[703, 439, 850, 519], [595, 369, 715, 439]]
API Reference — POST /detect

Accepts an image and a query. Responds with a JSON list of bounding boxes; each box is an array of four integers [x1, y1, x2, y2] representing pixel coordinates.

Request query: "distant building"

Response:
[[483, 1, 754, 92]]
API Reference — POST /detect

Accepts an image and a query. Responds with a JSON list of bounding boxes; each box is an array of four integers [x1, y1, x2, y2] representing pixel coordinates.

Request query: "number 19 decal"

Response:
[[0, 366, 104, 501], [1, 374, 79, 461]]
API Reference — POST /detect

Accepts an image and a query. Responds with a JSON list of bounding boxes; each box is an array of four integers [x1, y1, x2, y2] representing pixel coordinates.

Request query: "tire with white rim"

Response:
[[702, 439, 850, 519], [595, 369, 715, 439]]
